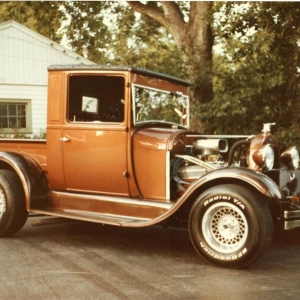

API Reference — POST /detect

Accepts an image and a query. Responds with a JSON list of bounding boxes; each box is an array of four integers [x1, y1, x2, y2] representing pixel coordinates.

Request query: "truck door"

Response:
[[61, 74, 129, 196]]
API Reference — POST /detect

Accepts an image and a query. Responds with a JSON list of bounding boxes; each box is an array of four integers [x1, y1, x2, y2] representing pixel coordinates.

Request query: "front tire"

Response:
[[188, 184, 273, 268], [0, 170, 28, 236]]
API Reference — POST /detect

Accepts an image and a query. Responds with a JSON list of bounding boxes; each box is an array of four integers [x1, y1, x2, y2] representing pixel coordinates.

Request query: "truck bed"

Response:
[[0, 138, 47, 171]]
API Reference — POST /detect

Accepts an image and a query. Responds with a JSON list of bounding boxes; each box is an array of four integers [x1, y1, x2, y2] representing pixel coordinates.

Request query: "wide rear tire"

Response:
[[188, 184, 273, 268], [0, 170, 28, 236]]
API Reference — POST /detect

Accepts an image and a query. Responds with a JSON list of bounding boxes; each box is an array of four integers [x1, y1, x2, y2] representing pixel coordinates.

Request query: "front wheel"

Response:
[[188, 184, 273, 268], [0, 170, 28, 236]]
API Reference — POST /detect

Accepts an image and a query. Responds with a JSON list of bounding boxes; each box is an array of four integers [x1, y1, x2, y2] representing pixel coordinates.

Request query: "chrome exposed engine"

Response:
[[173, 139, 230, 184], [172, 123, 299, 191]]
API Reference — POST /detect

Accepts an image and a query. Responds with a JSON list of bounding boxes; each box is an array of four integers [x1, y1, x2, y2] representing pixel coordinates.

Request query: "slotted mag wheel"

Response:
[[202, 202, 248, 254]]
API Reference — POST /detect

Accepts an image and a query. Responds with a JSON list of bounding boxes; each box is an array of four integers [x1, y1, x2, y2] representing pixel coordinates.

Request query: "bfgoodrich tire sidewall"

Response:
[[189, 185, 269, 268], [0, 177, 16, 235], [0, 170, 27, 236]]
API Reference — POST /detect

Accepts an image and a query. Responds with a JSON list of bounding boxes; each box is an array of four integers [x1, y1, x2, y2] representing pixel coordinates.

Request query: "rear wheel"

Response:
[[0, 170, 28, 236], [188, 184, 273, 268]]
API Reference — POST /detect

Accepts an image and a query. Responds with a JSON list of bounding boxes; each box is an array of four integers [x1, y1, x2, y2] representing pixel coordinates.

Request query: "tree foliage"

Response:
[[127, 1, 214, 105], [197, 2, 300, 147], [0, 1, 62, 41], [60, 1, 182, 77], [1, 1, 300, 146]]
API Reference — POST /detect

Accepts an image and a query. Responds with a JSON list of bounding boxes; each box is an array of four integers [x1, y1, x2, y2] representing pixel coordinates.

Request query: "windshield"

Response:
[[132, 84, 189, 128]]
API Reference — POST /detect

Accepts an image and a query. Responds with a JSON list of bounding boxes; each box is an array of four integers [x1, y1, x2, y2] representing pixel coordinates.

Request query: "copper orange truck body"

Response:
[[0, 65, 299, 268]]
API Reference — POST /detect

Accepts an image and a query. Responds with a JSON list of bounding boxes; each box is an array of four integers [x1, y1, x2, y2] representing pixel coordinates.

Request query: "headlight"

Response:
[[252, 144, 274, 171], [281, 146, 299, 170]]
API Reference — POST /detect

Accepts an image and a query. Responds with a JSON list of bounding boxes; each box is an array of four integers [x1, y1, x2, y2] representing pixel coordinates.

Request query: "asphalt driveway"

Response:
[[0, 215, 300, 300]]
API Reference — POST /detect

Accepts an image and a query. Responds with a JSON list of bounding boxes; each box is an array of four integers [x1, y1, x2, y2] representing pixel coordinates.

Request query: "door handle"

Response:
[[59, 136, 69, 142]]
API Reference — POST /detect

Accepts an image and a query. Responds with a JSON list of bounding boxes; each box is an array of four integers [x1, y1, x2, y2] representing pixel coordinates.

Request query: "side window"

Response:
[[68, 75, 125, 123]]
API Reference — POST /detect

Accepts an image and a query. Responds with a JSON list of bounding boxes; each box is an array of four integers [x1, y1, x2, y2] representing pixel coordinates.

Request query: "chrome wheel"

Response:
[[202, 202, 248, 254], [189, 184, 273, 268]]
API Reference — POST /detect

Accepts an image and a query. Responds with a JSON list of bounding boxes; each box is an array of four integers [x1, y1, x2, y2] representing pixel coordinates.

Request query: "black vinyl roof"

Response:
[[48, 64, 191, 87]]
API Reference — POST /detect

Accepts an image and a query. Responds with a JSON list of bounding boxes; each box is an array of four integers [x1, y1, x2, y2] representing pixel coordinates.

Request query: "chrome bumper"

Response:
[[284, 210, 300, 230]]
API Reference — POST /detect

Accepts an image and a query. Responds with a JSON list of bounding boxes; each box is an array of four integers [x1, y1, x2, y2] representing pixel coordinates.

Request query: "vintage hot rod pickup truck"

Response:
[[0, 65, 299, 268]]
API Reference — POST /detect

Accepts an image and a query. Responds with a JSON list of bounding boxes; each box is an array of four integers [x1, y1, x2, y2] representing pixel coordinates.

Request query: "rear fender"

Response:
[[0, 152, 49, 210]]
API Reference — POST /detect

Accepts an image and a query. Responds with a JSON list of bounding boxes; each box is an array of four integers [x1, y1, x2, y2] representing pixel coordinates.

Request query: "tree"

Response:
[[0, 1, 184, 79], [60, 1, 183, 76], [0, 1, 62, 42], [127, 1, 214, 105], [198, 2, 300, 147]]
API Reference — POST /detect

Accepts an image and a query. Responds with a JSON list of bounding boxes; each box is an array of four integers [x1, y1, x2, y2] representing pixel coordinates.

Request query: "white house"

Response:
[[0, 20, 95, 137]]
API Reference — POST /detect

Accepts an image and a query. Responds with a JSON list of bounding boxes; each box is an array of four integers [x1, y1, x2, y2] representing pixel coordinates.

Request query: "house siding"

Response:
[[0, 20, 95, 136]]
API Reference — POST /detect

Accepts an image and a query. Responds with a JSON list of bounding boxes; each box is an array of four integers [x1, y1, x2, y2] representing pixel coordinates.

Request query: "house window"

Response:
[[0, 99, 32, 133]]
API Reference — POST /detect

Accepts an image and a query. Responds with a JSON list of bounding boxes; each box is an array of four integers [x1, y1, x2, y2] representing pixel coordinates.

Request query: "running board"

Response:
[[30, 208, 152, 227], [30, 191, 174, 227]]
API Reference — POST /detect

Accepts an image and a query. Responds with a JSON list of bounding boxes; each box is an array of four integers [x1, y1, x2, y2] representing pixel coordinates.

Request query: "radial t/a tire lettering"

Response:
[[0, 170, 28, 236], [188, 184, 273, 268]]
